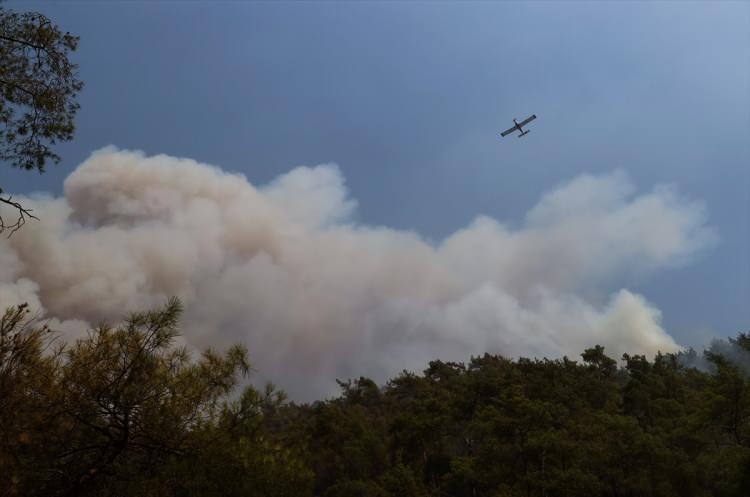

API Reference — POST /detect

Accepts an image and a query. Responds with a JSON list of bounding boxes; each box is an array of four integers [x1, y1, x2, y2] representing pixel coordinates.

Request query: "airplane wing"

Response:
[[500, 126, 518, 137], [517, 114, 537, 127]]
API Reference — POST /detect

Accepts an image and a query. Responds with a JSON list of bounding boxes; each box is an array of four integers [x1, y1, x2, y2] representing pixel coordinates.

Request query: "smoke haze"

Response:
[[0, 149, 717, 399]]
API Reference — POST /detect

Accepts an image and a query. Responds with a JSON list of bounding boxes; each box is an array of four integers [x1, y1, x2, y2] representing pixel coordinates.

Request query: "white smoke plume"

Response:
[[0, 148, 717, 399]]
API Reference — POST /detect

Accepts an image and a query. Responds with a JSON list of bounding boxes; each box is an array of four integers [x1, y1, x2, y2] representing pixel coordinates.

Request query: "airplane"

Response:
[[500, 114, 537, 138]]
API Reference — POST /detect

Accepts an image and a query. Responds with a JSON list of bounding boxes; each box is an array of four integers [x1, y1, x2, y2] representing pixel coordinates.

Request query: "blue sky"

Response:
[[4, 1, 749, 349]]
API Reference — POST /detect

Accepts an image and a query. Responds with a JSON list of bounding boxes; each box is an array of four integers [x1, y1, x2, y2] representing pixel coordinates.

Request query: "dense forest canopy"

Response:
[[1, 300, 748, 497], [0, 5, 747, 497]]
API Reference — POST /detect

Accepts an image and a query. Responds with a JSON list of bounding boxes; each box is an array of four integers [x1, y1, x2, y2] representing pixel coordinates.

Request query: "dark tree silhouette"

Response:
[[0, 4, 82, 235]]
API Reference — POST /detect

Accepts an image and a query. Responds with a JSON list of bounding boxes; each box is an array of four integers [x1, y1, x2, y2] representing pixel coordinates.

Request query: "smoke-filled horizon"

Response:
[[0, 148, 717, 399]]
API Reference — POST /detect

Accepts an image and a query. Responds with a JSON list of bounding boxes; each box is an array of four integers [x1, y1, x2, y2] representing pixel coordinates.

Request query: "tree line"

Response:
[[1, 299, 748, 497], [1, 5, 748, 496]]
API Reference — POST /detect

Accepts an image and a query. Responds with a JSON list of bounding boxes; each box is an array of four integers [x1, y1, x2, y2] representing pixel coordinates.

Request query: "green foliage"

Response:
[[1, 298, 749, 496], [0, 303, 62, 497], [297, 345, 750, 497], [0, 299, 309, 497], [0, 3, 82, 233], [0, 4, 82, 172]]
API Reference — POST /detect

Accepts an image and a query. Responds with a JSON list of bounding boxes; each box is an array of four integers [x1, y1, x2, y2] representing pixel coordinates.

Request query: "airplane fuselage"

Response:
[[513, 119, 528, 137], [500, 114, 536, 138]]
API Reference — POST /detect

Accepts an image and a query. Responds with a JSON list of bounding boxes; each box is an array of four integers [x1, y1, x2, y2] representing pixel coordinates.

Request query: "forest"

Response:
[[1, 299, 748, 497], [1, 3, 749, 497]]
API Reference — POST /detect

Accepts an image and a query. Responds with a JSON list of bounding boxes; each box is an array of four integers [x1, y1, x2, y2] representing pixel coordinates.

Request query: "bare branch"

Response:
[[0, 190, 38, 236], [0, 5, 82, 234]]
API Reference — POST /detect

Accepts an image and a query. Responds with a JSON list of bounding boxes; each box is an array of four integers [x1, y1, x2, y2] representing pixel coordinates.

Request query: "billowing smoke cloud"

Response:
[[677, 335, 750, 376], [0, 148, 717, 399]]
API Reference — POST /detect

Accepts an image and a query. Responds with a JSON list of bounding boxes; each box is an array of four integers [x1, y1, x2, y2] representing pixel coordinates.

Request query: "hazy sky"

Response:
[[4, 1, 749, 351]]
